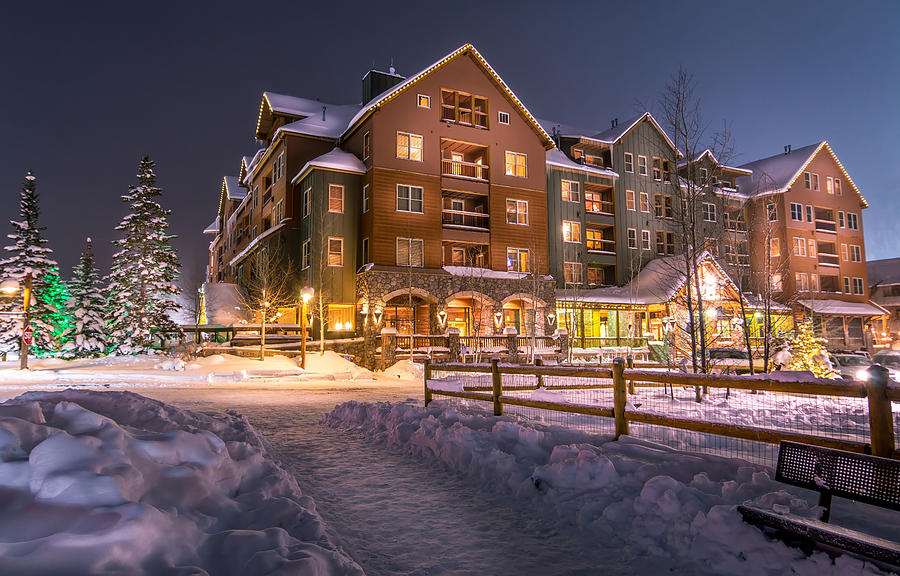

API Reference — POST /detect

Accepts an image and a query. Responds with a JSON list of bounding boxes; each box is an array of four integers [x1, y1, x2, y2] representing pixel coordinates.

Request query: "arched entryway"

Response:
[[379, 288, 439, 335], [500, 293, 549, 336], [444, 291, 496, 336]]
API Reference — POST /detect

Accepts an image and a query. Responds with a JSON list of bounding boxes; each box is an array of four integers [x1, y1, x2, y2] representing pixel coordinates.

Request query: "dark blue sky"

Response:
[[1, 0, 898, 278]]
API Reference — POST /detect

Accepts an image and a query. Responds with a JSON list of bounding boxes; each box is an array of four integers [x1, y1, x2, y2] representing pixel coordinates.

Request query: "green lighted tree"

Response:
[[33, 267, 73, 356], [787, 320, 835, 378]]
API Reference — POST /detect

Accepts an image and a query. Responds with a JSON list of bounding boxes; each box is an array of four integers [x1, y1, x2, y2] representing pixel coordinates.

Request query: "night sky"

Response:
[[2, 0, 898, 283]]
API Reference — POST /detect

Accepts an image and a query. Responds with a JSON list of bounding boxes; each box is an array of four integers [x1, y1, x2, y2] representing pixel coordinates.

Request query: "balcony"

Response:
[[586, 225, 615, 255], [441, 139, 489, 185], [585, 182, 615, 217], [818, 253, 840, 267], [441, 158, 488, 181], [441, 209, 490, 230], [442, 191, 489, 235], [814, 207, 836, 233]]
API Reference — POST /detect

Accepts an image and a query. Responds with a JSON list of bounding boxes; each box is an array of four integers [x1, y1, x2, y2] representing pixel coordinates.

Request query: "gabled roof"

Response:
[[798, 299, 887, 317], [545, 148, 618, 179], [274, 103, 361, 141], [868, 258, 900, 286], [291, 148, 366, 185], [343, 43, 555, 149], [203, 218, 219, 234], [590, 112, 679, 152], [537, 118, 608, 146], [678, 149, 752, 174], [255, 93, 349, 140], [735, 141, 867, 206], [217, 176, 247, 223]]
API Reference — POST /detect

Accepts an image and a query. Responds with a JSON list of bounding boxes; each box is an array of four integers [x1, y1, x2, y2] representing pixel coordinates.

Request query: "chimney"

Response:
[[362, 67, 406, 105]]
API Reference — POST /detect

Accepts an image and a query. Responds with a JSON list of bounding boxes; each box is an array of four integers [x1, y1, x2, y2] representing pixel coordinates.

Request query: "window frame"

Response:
[[561, 179, 581, 203], [396, 184, 424, 213], [498, 111, 510, 125], [327, 236, 344, 267], [563, 261, 583, 284], [639, 191, 650, 213], [641, 229, 651, 250], [790, 202, 802, 221], [417, 94, 431, 109], [506, 247, 529, 273], [624, 152, 634, 173], [625, 189, 636, 211], [770, 237, 780, 257], [852, 277, 864, 295], [301, 239, 310, 269], [562, 220, 581, 243], [328, 184, 344, 213], [626, 227, 637, 249], [506, 199, 529, 225], [504, 151, 527, 178], [767, 203, 777, 222], [793, 236, 806, 257], [396, 237, 424, 267], [362, 184, 369, 213], [396, 131, 424, 161], [637, 155, 648, 176], [702, 202, 717, 222]]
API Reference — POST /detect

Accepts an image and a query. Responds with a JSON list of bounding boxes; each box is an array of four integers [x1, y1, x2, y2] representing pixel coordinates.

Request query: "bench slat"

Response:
[[738, 505, 900, 566]]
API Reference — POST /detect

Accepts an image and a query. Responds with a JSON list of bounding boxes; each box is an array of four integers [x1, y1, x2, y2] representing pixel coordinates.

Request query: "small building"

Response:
[[867, 257, 900, 350]]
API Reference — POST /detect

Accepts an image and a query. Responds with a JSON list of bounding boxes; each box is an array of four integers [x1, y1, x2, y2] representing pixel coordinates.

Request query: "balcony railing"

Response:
[[441, 209, 490, 230], [818, 253, 840, 266], [585, 200, 615, 215], [586, 237, 616, 253], [441, 159, 489, 181], [815, 219, 836, 233]]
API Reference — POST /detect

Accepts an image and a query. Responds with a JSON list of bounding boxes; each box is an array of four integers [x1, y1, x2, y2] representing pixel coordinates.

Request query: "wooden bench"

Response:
[[738, 441, 900, 566]]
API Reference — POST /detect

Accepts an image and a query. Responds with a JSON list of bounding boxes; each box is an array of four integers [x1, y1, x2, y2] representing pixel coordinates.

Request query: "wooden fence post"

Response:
[[491, 356, 503, 416], [866, 364, 895, 458], [424, 356, 433, 407], [613, 357, 629, 439], [626, 355, 635, 395], [535, 357, 544, 389]]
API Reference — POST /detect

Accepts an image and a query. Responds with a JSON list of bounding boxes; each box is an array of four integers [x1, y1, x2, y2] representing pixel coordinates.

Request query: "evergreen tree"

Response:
[[0, 171, 66, 356], [61, 238, 108, 358], [786, 320, 835, 378], [106, 157, 181, 354]]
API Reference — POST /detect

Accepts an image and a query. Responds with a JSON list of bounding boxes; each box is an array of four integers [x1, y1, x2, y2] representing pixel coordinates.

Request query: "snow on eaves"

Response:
[[735, 142, 823, 198], [223, 176, 245, 200], [273, 103, 362, 141], [545, 148, 618, 179], [291, 148, 366, 185], [203, 218, 218, 234], [228, 222, 287, 267], [797, 299, 888, 317], [264, 92, 340, 118]]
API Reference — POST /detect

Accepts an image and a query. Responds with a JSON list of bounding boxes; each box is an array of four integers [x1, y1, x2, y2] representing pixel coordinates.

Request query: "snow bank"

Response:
[[0, 390, 363, 576], [325, 401, 894, 575], [302, 351, 373, 380], [381, 360, 424, 381]]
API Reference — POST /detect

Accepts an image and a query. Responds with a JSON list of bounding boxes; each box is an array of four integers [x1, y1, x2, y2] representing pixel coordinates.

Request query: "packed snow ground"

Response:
[[0, 354, 897, 575]]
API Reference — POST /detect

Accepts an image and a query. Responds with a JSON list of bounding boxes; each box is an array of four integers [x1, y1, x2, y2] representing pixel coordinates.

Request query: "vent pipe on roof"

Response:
[[784, 144, 792, 155], [322, 106, 326, 121], [611, 118, 618, 129]]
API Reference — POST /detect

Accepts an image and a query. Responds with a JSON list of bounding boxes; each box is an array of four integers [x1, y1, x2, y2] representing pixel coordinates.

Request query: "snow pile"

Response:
[[302, 351, 373, 380], [0, 390, 363, 575], [382, 360, 424, 381], [325, 401, 894, 575]]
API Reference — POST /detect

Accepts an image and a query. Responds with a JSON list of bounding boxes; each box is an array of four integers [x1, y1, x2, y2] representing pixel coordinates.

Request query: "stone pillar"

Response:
[[447, 327, 461, 362], [555, 328, 569, 363], [380, 327, 398, 370], [361, 320, 378, 370], [429, 304, 441, 335], [505, 326, 519, 364]]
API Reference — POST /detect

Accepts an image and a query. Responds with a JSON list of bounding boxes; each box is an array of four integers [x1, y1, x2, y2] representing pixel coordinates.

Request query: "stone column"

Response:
[[505, 326, 519, 364], [555, 328, 569, 363], [380, 327, 398, 370], [447, 327, 461, 362]]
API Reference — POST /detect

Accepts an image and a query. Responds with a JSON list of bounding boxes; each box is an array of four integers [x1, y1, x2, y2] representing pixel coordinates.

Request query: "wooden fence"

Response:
[[424, 358, 898, 460]]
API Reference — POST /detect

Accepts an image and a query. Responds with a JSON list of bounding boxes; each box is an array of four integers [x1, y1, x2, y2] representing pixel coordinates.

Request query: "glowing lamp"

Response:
[[437, 310, 447, 326], [493, 311, 503, 329], [373, 308, 383, 325], [0, 279, 19, 295], [546, 312, 556, 326], [300, 286, 315, 303]]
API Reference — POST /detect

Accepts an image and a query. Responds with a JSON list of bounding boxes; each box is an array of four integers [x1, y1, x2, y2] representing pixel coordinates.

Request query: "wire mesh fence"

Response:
[[426, 361, 896, 469]]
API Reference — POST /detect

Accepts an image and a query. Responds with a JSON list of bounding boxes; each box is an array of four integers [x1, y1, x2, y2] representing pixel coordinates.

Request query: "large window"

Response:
[[505, 151, 527, 177], [770, 238, 780, 257], [792, 237, 806, 257], [397, 238, 424, 267], [702, 202, 716, 222], [656, 231, 675, 255], [796, 272, 809, 292], [328, 184, 344, 213], [327, 237, 343, 267], [396, 132, 423, 161], [561, 180, 580, 202], [847, 213, 859, 230], [507, 248, 529, 272], [562, 220, 581, 243], [440, 89, 488, 128], [564, 262, 582, 284], [506, 199, 528, 225], [397, 184, 424, 213], [624, 152, 634, 173], [850, 245, 862, 262], [852, 277, 864, 295]]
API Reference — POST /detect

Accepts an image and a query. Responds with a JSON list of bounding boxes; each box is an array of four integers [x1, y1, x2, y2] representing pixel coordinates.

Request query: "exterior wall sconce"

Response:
[[437, 310, 447, 326], [493, 311, 503, 330], [546, 312, 556, 326], [373, 307, 383, 325]]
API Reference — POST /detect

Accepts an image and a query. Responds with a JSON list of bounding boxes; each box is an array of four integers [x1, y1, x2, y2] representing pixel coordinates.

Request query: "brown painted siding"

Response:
[[489, 183, 548, 274], [369, 167, 442, 268]]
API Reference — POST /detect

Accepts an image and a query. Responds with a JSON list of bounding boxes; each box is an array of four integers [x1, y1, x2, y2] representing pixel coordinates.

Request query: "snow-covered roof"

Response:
[[291, 148, 366, 184], [735, 141, 866, 206], [255, 92, 352, 140], [442, 266, 552, 281], [274, 103, 362, 141], [868, 258, 900, 286], [741, 292, 791, 312], [545, 148, 618, 179], [203, 218, 219, 234], [590, 112, 679, 153], [537, 118, 608, 145], [343, 44, 555, 149], [228, 222, 287, 267], [798, 299, 888, 317], [557, 251, 741, 305], [223, 176, 245, 200], [677, 149, 752, 174]]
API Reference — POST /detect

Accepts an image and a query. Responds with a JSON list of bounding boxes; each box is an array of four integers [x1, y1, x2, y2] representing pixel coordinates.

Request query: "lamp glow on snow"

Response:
[[0, 279, 20, 295], [299, 286, 315, 370]]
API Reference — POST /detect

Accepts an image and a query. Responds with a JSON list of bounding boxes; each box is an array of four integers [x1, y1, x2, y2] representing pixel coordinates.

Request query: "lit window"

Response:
[[327, 237, 343, 267], [638, 155, 648, 176], [793, 237, 806, 257], [396, 132, 423, 161], [417, 94, 430, 108], [841, 244, 848, 261], [328, 304, 355, 331], [451, 247, 465, 265], [807, 239, 816, 258], [770, 237, 780, 257], [826, 176, 833, 195], [562, 220, 581, 243], [328, 184, 344, 213], [498, 111, 510, 124], [652, 157, 662, 181], [624, 152, 634, 173], [397, 184, 424, 213], [834, 179, 842, 195], [506, 199, 528, 225], [396, 238, 424, 267], [561, 180, 581, 202], [625, 189, 636, 211], [505, 151, 527, 177], [506, 248, 529, 272]]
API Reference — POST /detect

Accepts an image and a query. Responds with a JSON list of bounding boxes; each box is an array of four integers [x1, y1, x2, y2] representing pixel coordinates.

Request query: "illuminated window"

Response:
[[625, 189, 636, 211], [396, 132, 423, 161], [807, 239, 816, 258], [505, 151, 527, 177], [841, 243, 848, 261], [770, 237, 780, 257], [624, 152, 634, 173], [506, 199, 528, 225], [397, 184, 424, 213], [328, 184, 344, 213], [451, 248, 465, 265], [826, 176, 833, 195], [834, 179, 842, 195], [562, 220, 581, 243], [417, 94, 430, 108], [652, 157, 662, 181], [327, 237, 343, 266], [792, 237, 806, 257], [498, 111, 510, 124], [561, 180, 580, 202], [328, 304, 355, 331], [396, 238, 424, 267], [506, 248, 529, 272]]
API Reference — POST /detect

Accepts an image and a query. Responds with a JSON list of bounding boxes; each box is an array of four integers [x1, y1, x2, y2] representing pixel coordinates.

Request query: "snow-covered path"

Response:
[[138, 384, 621, 576]]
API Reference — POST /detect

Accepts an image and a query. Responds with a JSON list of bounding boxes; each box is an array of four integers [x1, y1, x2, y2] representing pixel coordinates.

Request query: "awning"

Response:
[[797, 299, 889, 317]]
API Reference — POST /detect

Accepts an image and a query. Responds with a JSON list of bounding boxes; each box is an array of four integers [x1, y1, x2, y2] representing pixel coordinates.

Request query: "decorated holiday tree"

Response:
[[61, 238, 108, 358], [0, 171, 69, 357], [106, 157, 181, 354], [786, 320, 835, 378]]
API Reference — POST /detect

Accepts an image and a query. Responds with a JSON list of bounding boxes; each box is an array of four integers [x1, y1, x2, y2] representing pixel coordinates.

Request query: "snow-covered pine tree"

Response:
[[61, 238, 108, 358], [0, 170, 66, 357], [106, 157, 181, 354], [786, 320, 835, 378]]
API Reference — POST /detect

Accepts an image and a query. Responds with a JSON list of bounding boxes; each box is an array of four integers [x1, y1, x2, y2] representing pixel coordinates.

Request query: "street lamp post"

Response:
[[1, 272, 32, 370], [300, 286, 315, 369]]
